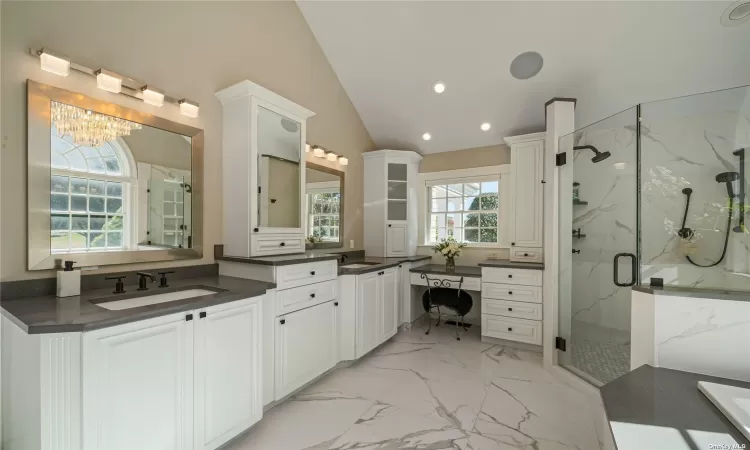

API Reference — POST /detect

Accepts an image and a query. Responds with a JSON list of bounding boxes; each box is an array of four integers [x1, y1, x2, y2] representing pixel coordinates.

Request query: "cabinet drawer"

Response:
[[410, 272, 481, 292], [275, 280, 336, 316], [510, 247, 543, 263], [482, 315, 542, 345], [252, 234, 305, 256], [482, 283, 541, 304], [482, 298, 542, 321], [276, 260, 337, 290], [481, 267, 542, 286]]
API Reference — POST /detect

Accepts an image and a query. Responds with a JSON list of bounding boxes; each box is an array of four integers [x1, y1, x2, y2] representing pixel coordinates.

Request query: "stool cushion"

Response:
[[422, 288, 473, 316]]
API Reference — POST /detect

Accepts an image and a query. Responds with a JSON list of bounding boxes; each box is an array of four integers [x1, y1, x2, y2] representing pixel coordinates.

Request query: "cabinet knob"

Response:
[[524, 253, 529, 256], [508, 307, 513, 311], [310, 293, 316, 298], [507, 327, 513, 332], [280, 319, 286, 325], [310, 271, 316, 276], [199, 312, 207, 319], [185, 314, 193, 321], [280, 242, 286, 247], [508, 291, 513, 295], [399, 265, 402, 268], [511, 242, 516, 246], [334, 302, 339, 307], [508, 274, 513, 278], [388, 224, 392, 227]]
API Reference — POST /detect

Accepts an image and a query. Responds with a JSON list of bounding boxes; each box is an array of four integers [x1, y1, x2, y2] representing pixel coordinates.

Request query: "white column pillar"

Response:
[[543, 99, 576, 369]]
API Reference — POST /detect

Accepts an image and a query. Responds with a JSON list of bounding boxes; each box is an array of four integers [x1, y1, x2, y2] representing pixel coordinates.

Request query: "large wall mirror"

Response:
[[257, 106, 301, 229], [305, 162, 344, 248], [28, 80, 204, 270]]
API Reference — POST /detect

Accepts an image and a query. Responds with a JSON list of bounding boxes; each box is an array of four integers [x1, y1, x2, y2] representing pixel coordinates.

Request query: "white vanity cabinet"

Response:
[[363, 150, 422, 257], [1, 296, 263, 450], [481, 267, 543, 345], [505, 132, 545, 261], [216, 80, 315, 258], [349, 267, 399, 358], [274, 300, 338, 399]]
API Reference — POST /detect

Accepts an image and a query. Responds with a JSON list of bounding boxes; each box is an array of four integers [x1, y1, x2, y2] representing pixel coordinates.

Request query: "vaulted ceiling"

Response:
[[298, 1, 750, 154]]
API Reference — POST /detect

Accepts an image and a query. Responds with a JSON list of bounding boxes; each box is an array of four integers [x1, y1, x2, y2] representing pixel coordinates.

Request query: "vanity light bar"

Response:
[[31, 47, 198, 117], [309, 143, 348, 165]]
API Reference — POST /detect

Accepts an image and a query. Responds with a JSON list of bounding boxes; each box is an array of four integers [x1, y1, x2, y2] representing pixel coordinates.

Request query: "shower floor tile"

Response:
[[571, 339, 631, 385]]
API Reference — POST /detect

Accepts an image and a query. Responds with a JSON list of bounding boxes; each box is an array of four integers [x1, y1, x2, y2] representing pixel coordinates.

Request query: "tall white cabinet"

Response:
[[216, 80, 315, 258], [363, 150, 422, 257], [506, 132, 545, 262]]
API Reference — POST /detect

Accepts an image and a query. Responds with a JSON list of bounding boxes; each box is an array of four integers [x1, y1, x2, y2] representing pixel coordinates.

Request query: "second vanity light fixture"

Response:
[[35, 48, 199, 118], [310, 144, 348, 165]]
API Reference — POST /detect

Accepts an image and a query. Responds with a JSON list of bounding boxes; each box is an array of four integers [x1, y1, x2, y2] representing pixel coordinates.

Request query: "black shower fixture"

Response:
[[573, 145, 612, 163]]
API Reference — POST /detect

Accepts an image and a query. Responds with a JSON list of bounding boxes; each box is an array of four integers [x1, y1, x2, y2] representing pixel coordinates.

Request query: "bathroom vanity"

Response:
[[1, 275, 274, 450]]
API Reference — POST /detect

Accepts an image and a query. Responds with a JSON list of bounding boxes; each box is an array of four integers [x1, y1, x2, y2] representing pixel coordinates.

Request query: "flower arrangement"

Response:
[[431, 237, 467, 272]]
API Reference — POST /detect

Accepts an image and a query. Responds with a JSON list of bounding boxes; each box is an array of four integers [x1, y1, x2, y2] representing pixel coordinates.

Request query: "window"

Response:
[[50, 124, 132, 253], [427, 179, 499, 244], [308, 192, 340, 241]]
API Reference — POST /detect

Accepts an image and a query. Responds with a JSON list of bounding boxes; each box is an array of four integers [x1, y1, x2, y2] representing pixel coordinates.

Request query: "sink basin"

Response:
[[699, 381, 750, 441], [94, 288, 221, 311], [342, 262, 380, 269]]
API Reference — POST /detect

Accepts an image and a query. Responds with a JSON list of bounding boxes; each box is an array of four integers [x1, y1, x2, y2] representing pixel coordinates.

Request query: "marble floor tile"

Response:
[[224, 323, 604, 450]]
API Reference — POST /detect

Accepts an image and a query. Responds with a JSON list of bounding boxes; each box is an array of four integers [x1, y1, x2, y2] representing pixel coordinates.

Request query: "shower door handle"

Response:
[[613, 253, 636, 287]]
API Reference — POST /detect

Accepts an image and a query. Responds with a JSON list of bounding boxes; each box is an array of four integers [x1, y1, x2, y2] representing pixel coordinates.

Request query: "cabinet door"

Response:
[[380, 268, 399, 341], [510, 141, 544, 248], [386, 223, 407, 257], [82, 312, 194, 450], [194, 298, 262, 450], [356, 272, 381, 358], [275, 301, 337, 400]]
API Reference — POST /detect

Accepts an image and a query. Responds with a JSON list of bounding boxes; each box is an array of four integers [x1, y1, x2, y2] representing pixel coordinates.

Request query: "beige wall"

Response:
[[419, 144, 510, 173], [1, 1, 374, 281], [122, 127, 192, 172]]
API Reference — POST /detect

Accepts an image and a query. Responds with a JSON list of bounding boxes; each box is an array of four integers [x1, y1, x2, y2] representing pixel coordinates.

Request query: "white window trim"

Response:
[[306, 183, 341, 242], [418, 165, 511, 248]]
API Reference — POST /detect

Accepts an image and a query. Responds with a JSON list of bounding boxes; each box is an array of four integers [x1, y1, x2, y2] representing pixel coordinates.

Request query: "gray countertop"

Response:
[[633, 285, 750, 302], [215, 251, 342, 266], [1, 276, 275, 334], [478, 259, 544, 270], [409, 264, 482, 278], [338, 256, 432, 275], [601, 365, 750, 449]]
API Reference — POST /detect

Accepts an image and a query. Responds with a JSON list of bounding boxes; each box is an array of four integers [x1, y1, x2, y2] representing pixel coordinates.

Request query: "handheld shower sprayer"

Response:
[[715, 171, 739, 199]]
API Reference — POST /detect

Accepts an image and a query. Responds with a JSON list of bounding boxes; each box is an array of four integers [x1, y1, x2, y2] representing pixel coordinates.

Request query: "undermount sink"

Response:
[[341, 262, 380, 269], [93, 288, 222, 311]]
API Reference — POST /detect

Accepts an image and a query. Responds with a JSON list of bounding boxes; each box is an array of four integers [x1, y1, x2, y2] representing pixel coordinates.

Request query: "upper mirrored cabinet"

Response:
[[216, 80, 315, 257], [28, 81, 204, 270]]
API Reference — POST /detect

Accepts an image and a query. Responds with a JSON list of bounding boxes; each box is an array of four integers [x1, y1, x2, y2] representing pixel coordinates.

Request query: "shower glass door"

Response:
[[557, 107, 639, 385]]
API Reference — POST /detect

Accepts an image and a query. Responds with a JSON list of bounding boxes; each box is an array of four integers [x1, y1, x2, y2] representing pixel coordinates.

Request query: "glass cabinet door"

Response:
[[387, 163, 407, 220]]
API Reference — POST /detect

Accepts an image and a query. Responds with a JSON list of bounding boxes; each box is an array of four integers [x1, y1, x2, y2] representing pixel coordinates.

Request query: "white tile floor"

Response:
[[225, 319, 606, 449]]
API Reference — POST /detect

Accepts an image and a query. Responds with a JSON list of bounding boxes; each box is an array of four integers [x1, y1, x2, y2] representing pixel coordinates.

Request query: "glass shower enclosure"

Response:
[[557, 85, 750, 385]]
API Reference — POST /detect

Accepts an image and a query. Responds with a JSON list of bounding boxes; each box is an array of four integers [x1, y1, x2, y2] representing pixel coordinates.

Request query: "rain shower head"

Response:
[[716, 171, 740, 199], [573, 145, 612, 163]]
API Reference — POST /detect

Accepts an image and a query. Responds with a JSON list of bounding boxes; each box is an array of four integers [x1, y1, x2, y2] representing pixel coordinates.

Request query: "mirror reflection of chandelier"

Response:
[[51, 101, 141, 147]]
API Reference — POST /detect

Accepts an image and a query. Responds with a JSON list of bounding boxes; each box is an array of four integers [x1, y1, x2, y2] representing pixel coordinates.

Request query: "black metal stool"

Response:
[[420, 273, 472, 340]]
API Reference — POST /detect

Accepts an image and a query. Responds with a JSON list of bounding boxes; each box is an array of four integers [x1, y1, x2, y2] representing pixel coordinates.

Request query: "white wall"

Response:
[[0, 1, 374, 281]]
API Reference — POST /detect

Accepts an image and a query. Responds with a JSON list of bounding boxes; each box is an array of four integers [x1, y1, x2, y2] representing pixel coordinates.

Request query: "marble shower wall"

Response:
[[640, 86, 750, 291], [569, 109, 638, 344]]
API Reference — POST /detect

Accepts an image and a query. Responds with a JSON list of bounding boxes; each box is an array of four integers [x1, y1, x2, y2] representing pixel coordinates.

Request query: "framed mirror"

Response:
[[257, 106, 302, 229], [28, 80, 204, 270], [305, 162, 344, 248]]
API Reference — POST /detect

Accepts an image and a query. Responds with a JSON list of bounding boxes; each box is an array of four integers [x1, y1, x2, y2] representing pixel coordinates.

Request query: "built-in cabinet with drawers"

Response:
[[363, 150, 422, 257], [505, 132, 545, 262], [2, 296, 264, 450], [481, 267, 544, 345], [216, 80, 315, 258]]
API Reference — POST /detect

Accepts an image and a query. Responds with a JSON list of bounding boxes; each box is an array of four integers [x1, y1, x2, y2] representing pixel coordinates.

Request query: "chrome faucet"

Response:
[[136, 272, 156, 291]]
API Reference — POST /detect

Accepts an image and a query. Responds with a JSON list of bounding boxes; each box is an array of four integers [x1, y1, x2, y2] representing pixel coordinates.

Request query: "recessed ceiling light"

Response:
[[433, 82, 445, 94], [422, 133, 431, 141], [510, 51, 544, 80], [721, 0, 750, 26], [481, 123, 491, 131]]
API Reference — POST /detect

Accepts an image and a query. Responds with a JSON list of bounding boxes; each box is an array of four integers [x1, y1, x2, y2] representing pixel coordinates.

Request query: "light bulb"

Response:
[[95, 69, 122, 94], [141, 86, 164, 107], [422, 133, 431, 141], [313, 146, 325, 158], [179, 99, 199, 118], [327, 152, 338, 162], [339, 156, 349, 166], [39, 49, 70, 76]]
